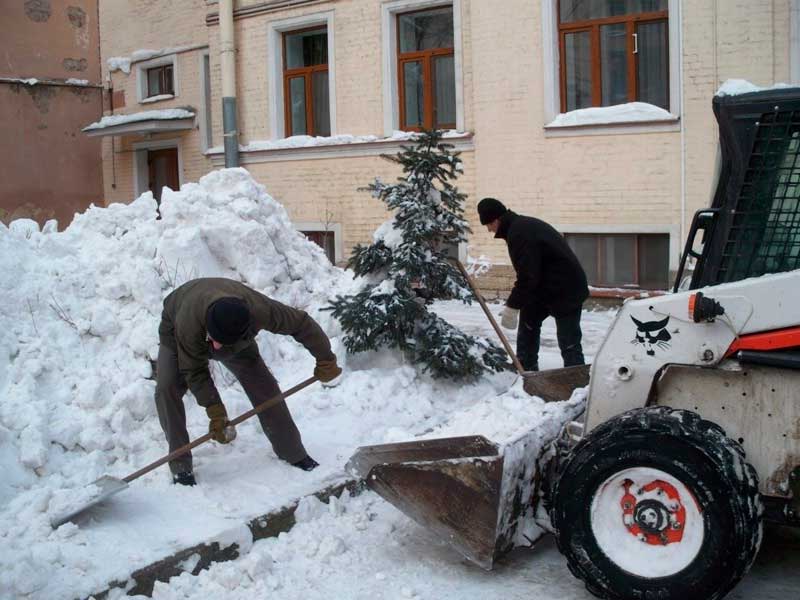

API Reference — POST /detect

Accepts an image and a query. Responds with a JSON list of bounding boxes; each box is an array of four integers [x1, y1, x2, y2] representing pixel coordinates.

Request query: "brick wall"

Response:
[[95, 0, 796, 292]]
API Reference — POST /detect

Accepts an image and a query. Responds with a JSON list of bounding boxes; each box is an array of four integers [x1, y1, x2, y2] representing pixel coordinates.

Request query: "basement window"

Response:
[[566, 233, 670, 289]]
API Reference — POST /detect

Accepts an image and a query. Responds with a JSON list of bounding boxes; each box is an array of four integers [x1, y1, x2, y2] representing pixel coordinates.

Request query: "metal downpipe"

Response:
[[220, 0, 239, 168]]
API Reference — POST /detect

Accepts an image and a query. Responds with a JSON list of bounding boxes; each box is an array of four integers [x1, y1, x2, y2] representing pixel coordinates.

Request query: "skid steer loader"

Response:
[[347, 86, 800, 600]]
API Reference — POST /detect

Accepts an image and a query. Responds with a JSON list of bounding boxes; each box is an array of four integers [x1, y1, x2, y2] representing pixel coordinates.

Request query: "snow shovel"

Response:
[[453, 259, 589, 401], [50, 376, 318, 528]]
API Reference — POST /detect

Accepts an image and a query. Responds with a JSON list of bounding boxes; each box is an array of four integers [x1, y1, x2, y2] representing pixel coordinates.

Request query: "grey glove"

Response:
[[500, 306, 519, 330]]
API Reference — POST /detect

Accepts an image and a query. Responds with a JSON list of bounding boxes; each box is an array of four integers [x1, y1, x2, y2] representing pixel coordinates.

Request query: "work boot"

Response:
[[292, 456, 319, 472], [173, 471, 197, 486]]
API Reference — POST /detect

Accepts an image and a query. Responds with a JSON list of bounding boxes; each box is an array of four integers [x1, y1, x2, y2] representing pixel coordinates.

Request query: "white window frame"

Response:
[[293, 222, 343, 263], [199, 50, 213, 151], [132, 139, 183, 199], [267, 11, 337, 140], [381, 0, 465, 136], [541, 0, 681, 132], [136, 54, 179, 103], [792, 0, 800, 83]]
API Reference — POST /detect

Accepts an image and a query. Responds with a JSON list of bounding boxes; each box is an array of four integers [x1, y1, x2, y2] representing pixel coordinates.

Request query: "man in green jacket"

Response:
[[156, 278, 342, 485]]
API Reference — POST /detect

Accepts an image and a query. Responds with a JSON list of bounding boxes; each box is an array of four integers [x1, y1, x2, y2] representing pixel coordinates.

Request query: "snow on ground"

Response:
[[0, 169, 602, 600]]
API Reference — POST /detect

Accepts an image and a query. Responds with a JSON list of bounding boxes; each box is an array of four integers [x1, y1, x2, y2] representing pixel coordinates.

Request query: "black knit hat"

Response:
[[477, 197, 508, 225], [206, 297, 251, 345]]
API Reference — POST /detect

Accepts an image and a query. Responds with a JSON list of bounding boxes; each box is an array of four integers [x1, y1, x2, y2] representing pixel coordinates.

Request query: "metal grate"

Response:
[[717, 109, 800, 283]]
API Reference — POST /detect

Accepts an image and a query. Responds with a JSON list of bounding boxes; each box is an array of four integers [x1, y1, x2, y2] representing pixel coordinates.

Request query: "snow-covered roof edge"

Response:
[[715, 79, 797, 97], [83, 109, 195, 132]]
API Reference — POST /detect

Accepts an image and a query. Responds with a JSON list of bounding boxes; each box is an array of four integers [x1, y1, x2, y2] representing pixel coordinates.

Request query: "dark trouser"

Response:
[[154, 340, 307, 475], [516, 303, 585, 372]]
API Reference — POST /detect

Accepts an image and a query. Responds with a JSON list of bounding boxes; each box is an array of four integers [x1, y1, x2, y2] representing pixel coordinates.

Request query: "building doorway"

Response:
[[147, 148, 179, 204]]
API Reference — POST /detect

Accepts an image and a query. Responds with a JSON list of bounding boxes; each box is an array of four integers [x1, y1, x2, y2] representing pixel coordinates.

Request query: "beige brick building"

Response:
[[91, 0, 800, 293]]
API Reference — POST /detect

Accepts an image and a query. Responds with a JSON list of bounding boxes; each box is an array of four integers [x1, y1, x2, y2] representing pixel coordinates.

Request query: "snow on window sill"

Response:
[[205, 131, 475, 164], [141, 94, 175, 104], [544, 102, 679, 137]]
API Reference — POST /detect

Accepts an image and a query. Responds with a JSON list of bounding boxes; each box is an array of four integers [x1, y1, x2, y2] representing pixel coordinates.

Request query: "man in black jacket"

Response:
[[477, 198, 589, 372]]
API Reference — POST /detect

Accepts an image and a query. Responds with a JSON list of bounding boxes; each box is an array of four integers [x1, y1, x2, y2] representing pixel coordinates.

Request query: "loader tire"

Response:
[[550, 406, 762, 600]]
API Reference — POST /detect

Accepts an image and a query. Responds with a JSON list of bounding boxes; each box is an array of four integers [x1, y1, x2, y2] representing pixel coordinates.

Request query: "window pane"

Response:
[[203, 54, 212, 147], [289, 76, 307, 135], [566, 235, 599, 284], [312, 70, 330, 137], [560, 0, 667, 23], [147, 68, 162, 96], [602, 235, 636, 285], [403, 61, 424, 128], [163, 65, 174, 95], [565, 31, 592, 111], [286, 28, 327, 69], [399, 7, 454, 53], [637, 20, 669, 109], [600, 23, 628, 106], [638, 234, 670, 288], [433, 54, 456, 127]]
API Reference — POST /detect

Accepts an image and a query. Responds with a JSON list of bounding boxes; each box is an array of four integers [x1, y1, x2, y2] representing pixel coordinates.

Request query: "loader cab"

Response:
[[674, 88, 800, 292]]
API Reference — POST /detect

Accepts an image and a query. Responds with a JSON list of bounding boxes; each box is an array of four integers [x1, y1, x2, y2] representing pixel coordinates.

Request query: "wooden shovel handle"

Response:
[[454, 259, 525, 376], [123, 376, 319, 483]]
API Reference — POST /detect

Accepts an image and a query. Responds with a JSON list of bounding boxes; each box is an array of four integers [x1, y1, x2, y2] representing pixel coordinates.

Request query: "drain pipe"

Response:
[[220, 0, 239, 167]]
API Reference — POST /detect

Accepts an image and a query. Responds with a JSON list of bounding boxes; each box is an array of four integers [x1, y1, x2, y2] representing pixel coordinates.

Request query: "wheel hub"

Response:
[[590, 467, 704, 578], [621, 479, 686, 545]]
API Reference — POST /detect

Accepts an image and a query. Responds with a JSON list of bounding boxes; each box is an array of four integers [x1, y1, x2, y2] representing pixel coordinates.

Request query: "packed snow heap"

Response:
[[0, 169, 582, 599]]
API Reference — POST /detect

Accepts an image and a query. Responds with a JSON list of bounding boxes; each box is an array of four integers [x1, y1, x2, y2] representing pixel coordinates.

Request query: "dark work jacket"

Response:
[[496, 211, 589, 315], [158, 278, 335, 407]]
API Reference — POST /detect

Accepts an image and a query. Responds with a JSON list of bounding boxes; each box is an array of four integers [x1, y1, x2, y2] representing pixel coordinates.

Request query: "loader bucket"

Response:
[[347, 431, 553, 569]]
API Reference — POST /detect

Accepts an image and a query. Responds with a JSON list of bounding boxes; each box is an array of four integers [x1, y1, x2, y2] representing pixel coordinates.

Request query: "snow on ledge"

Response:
[[715, 79, 795, 97], [546, 102, 676, 128], [140, 94, 175, 104], [206, 130, 470, 155], [83, 108, 195, 131]]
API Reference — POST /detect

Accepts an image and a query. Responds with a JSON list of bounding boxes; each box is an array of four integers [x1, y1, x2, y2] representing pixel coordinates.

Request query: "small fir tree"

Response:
[[327, 130, 508, 380]]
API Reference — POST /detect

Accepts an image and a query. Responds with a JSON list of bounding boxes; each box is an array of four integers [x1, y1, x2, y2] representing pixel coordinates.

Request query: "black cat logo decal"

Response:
[[631, 315, 672, 356]]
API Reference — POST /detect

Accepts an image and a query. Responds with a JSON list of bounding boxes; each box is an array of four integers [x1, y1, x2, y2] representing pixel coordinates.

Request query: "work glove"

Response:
[[314, 358, 343, 388], [500, 306, 519, 330], [206, 403, 236, 444]]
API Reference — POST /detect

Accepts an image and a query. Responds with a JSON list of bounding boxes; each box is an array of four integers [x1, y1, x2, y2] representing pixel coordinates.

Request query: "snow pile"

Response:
[[547, 101, 674, 128], [0, 168, 531, 599], [107, 56, 132, 74], [83, 108, 195, 131], [0, 168, 351, 597]]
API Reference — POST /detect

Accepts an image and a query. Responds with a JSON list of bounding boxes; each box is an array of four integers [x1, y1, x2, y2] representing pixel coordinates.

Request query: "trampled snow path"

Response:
[[112, 301, 800, 600]]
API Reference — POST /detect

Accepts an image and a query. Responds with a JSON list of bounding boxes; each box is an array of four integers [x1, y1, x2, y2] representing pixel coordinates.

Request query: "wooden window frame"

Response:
[[558, 2, 668, 113], [567, 232, 669, 289], [282, 25, 329, 137], [396, 7, 456, 132], [146, 64, 174, 98]]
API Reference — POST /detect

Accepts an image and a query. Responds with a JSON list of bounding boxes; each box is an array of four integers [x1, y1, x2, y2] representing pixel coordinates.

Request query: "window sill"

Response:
[[206, 131, 475, 165], [141, 94, 175, 104], [544, 116, 680, 138]]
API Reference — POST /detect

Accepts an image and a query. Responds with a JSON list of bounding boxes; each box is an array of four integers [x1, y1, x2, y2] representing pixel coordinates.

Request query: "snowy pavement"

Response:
[[2, 169, 797, 600], [114, 301, 800, 600]]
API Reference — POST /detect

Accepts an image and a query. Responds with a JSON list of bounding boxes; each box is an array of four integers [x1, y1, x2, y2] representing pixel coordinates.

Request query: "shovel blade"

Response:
[[50, 475, 129, 528], [348, 436, 506, 569], [522, 364, 590, 402]]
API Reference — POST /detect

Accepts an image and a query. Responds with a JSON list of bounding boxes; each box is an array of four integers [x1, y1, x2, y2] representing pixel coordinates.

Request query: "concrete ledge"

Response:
[[88, 478, 364, 599]]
